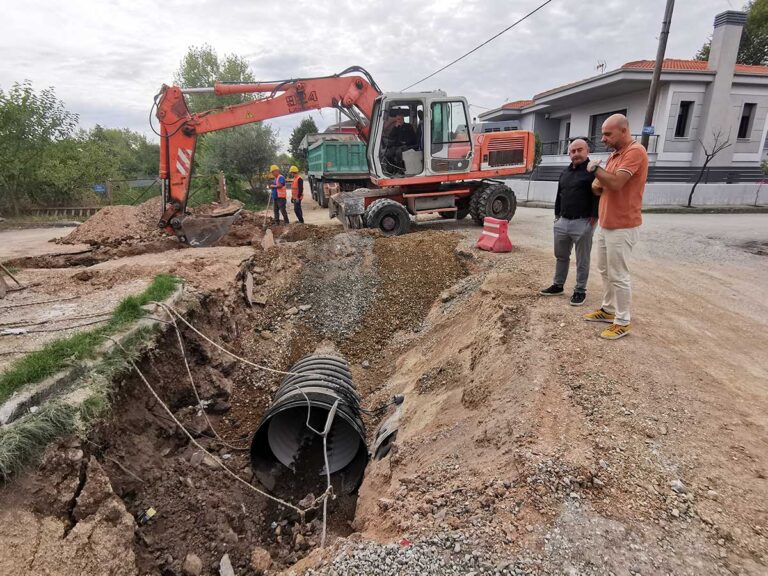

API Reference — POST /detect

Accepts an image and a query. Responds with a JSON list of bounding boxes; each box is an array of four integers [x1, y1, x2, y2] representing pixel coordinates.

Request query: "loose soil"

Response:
[[59, 196, 165, 246], [1, 208, 767, 575]]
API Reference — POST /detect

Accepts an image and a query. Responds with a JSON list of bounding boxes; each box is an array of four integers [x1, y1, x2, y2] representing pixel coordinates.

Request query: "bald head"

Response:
[[601, 114, 632, 150], [568, 138, 589, 165]]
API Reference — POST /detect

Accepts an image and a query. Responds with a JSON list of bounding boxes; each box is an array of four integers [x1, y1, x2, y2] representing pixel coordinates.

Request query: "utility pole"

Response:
[[641, 0, 675, 150]]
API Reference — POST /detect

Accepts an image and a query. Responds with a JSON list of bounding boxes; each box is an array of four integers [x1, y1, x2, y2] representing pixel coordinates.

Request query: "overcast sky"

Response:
[[0, 0, 741, 151]]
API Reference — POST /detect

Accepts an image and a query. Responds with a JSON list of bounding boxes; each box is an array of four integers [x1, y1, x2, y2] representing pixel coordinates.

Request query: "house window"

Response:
[[738, 103, 756, 139], [674, 101, 694, 138], [589, 109, 627, 141]]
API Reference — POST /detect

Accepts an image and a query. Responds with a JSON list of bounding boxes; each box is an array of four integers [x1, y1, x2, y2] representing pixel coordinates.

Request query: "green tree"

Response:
[[0, 81, 78, 214], [197, 123, 279, 205], [695, 0, 768, 65], [275, 152, 298, 170], [31, 126, 161, 208], [174, 44, 256, 112], [288, 117, 319, 171], [87, 125, 158, 178], [37, 132, 115, 205]]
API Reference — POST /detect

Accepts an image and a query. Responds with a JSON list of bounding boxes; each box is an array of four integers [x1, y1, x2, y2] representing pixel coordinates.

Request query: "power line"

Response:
[[401, 0, 555, 91]]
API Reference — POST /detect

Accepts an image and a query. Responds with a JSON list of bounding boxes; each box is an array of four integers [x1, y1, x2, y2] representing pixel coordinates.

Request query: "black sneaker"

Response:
[[540, 284, 564, 296], [570, 291, 587, 306]]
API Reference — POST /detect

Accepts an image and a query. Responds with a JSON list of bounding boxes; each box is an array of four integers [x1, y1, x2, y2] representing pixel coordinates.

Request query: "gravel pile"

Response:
[[339, 230, 468, 362], [298, 232, 379, 338], [304, 533, 542, 576]]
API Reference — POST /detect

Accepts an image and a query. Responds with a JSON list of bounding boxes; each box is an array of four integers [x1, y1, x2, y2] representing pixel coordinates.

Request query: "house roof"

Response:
[[502, 99, 535, 109], [621, 58, 768, 74], [480, 57, 768, 121]]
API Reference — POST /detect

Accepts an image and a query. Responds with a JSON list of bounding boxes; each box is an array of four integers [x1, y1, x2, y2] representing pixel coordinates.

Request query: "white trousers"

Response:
[[596, 226, 640, 326]]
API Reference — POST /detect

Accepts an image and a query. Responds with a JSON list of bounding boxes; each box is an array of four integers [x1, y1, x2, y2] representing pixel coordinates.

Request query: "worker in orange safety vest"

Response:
[[270, 164, 289, 225], [289, 165, 305, 224]]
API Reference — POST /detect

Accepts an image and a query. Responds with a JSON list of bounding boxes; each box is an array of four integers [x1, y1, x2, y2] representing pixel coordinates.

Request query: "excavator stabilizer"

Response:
[[329, 189, 366, 230]]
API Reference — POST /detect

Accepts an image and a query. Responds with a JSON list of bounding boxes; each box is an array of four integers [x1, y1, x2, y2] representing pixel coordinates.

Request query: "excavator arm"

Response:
[[155, 68, 381, 245]]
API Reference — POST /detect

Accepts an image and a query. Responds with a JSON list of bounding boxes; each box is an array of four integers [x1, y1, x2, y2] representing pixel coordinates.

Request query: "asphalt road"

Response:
[[424, 206, 768, 266]]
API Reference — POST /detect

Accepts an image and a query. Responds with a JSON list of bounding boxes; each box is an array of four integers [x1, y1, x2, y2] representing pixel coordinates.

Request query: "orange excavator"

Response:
[[154, 66, 535, 245]]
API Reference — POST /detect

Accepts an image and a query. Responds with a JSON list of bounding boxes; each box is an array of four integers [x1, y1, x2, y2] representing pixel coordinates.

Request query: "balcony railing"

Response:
[[541, 134, 659, 156]]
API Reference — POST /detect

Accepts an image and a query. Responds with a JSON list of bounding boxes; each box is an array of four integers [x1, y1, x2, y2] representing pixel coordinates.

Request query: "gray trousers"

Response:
[[553, 217, 596, 291]]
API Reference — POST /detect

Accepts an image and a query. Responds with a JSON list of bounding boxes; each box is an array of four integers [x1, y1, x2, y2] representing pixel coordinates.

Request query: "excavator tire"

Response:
[[469, 183, 517, 225], [364, 198, 411, 236]]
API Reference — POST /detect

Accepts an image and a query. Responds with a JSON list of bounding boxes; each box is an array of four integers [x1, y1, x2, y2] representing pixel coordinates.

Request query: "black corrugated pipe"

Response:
[[250, 353, 368, 494]]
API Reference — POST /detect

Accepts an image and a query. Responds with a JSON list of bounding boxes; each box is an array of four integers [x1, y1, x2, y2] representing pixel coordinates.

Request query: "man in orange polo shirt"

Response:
[[584, 114, 648, 340]]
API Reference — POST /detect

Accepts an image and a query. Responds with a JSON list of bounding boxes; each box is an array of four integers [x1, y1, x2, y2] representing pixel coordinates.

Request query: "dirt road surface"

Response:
[[0, 204, 766, 575], [0, 227, 87, 260]]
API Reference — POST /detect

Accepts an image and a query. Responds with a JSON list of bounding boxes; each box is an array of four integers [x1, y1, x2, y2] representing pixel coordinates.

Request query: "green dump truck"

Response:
[[303, 133, 372, 208]]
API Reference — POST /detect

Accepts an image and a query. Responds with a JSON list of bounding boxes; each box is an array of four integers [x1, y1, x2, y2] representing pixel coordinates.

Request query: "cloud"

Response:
[[0, 0, 734, 152]]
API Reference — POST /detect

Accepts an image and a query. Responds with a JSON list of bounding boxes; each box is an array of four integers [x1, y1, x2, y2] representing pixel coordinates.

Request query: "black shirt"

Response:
[[555, 159, 599, 219], [387, 123, 417, 147]]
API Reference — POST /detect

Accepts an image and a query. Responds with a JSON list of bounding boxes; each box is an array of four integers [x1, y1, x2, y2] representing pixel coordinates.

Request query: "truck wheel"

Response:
[[317, 182, 326, 208], [364, 199, 411, 236], [469, 183, 517, 225], [309, 177, 317, 202]]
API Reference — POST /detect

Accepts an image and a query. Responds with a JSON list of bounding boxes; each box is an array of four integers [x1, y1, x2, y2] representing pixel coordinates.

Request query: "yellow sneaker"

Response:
[[600, 323, 631, 340], [584, 308, 615, 323]]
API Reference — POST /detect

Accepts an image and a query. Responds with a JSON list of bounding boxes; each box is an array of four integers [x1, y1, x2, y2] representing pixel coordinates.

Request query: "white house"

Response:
[[479, 10, 768, 174]]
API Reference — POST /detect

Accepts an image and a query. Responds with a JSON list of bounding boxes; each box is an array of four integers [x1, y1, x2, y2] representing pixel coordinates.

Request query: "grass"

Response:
[[0, 401, 77, 481], [0, 273, 179, 404]]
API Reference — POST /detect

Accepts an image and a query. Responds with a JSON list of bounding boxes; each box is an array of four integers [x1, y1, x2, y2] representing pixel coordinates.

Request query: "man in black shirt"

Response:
[[382, 111, 417, 173], [540, 138, 599, 306]]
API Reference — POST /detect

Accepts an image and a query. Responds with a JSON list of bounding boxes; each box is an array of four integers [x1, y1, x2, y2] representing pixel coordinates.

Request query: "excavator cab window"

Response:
[[429, 100, 472, 173], [379, 101, 424, 177]]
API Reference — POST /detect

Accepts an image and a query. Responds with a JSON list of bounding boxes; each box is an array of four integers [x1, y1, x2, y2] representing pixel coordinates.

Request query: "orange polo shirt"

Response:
[[599, 141, 648, 229]]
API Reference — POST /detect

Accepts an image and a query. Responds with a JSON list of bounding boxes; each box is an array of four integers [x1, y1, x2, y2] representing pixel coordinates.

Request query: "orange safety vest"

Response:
[[274, 175, 286, 199]]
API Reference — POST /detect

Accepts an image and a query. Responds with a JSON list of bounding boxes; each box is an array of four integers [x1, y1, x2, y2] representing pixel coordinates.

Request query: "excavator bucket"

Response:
[[178, 211, 241, 247]]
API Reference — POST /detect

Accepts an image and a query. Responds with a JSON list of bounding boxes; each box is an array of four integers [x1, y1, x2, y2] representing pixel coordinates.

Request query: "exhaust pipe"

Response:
[[250, 353, 368, 494]]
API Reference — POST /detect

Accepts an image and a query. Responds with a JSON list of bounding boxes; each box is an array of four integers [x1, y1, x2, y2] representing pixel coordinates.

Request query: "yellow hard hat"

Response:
[[270, 164, 280, 172], [289, 165, 299, 173]]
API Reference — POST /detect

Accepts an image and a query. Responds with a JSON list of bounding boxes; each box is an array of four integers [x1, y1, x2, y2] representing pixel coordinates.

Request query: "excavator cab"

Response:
[[367, 93, 473, 180]]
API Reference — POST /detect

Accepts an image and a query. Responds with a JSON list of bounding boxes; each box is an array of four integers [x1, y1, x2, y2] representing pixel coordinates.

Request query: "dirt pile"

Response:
[[57, 197, 329, 253], [60, 196, 164, 246]]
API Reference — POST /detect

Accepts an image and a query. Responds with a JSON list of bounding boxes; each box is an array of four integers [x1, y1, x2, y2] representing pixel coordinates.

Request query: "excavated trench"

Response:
[[8, 225, 470, 575]]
